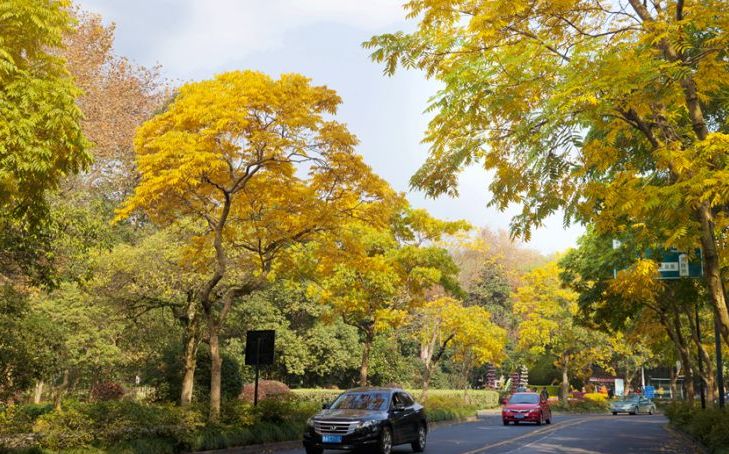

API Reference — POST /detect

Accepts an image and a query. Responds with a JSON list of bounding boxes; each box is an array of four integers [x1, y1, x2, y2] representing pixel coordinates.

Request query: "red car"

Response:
[[502, 392, 552, 425]]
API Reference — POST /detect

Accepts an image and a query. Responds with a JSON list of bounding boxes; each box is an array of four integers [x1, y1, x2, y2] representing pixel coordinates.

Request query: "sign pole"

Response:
[[696, 302, 706, 409], [254, 337, 261, 407], [715, 308, 726, 409]]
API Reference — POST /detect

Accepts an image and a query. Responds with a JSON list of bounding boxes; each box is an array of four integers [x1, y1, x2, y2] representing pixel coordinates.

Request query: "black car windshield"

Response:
[[508, 394, 539, 404], [331, 392, 390, 411]]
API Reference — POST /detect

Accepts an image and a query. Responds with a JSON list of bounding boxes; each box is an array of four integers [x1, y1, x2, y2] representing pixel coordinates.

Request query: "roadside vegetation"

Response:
[[665, 403, 729, 454]]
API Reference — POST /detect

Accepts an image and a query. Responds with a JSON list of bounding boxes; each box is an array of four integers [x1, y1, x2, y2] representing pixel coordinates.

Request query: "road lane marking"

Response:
[[459, 416, 614, 454]]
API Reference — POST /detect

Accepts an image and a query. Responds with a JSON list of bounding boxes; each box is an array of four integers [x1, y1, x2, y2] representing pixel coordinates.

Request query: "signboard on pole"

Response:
[[245, 330, 275, 366], [245, 330, 275, 406], [644, 385, 655, 399]]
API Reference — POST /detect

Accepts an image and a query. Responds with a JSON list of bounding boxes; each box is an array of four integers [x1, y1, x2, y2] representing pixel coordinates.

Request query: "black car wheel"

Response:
[[536, 412, 542, 426], [305, 447, 323, 454], [503, 420, 509, 426], [412, 423, 427, 452], [377, 426, 393, 454], [545, 416, 551, 424], [629, 406, 637, 415], [612, 411, 617, 415]]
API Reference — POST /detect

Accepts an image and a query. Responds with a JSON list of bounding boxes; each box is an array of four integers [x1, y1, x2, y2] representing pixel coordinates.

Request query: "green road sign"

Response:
[[613, 246, 703, 279], [653, 248, 703, 279]]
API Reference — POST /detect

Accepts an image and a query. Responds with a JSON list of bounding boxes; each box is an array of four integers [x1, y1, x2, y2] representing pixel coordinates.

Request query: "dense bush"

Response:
[[0, 403, 54, 435], [665, 403, 729, 453]]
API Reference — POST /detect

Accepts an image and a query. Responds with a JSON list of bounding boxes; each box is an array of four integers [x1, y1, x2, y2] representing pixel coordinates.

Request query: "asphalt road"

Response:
[[280, 414, 702, 454]]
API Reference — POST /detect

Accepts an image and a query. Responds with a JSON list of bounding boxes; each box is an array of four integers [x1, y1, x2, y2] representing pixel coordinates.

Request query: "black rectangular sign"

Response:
[[245, 330, 275, 366]]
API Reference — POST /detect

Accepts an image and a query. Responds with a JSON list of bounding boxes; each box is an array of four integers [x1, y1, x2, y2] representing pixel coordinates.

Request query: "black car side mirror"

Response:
[[392, 403, 406, 412], [322, 403, 331, 409]]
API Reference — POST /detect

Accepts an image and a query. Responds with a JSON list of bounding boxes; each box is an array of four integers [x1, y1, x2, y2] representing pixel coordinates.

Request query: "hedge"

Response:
[[291, 388, 500, 410]]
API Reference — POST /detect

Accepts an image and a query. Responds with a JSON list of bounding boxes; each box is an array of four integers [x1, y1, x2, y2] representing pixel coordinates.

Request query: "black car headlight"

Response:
[[356, 420, 379, 432], [306, 417, 316, 429]]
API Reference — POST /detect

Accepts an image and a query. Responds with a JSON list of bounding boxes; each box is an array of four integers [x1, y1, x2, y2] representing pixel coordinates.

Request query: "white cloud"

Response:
[[80, 0, 408, 77]]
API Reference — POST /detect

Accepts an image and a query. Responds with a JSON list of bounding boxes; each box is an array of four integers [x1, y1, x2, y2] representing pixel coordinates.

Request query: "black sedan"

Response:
[[303, 387, 427, 454]]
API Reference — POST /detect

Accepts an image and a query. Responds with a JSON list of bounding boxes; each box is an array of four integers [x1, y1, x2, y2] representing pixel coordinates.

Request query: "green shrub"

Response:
[[0, 403, 53, 434], [33, 406, 95, 450]]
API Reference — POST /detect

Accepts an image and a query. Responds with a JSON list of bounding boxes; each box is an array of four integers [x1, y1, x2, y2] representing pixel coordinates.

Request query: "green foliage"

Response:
[[33, 405, 96, 450], [146, 343, 241, 403], [0, 403, 53, 435], [0, 287, 63, 401]]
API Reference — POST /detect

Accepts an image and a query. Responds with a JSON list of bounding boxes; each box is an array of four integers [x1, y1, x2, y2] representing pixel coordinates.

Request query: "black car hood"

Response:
[[315, 409, 387, 421]]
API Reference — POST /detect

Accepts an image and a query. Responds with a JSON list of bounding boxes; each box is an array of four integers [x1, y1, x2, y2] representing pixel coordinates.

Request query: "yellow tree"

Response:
[[513, 261, 610, 399], [316, 208, 469, 386], [412, 296, 505, 398], [0, 0, 89, 223], [116, 71, 391, 419], [366, 0, 729, 348]]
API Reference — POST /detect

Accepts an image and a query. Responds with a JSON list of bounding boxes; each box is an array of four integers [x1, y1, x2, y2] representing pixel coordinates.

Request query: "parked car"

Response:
[[302, 387, 427, 454], [502, 392, 552, 425], [610, 395, 656, 415]]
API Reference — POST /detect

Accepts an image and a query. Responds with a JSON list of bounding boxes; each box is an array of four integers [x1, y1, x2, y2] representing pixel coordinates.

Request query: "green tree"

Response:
[[0, 286, 62, 401]]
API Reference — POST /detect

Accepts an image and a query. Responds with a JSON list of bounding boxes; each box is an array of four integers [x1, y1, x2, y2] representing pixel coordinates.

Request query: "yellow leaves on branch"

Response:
[[416, 297, 506, 366], [609, 259, 663, 305]]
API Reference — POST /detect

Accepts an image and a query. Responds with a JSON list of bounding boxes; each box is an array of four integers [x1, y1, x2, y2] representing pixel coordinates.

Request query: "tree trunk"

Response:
[[54, 370, 69, 409], [180, 314, 200, 406], [686, 306, 716, 403], [209, 323, 222, 421], [33, 380, 44, 404], [697, 205, 729, 349], [669, 310, 695, 404], [359, 329, 374, 387], [560, 356, 570, 400]]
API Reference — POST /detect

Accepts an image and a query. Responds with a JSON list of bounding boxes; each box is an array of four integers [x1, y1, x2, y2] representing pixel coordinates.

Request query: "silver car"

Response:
[[610, 395, 656, 415]]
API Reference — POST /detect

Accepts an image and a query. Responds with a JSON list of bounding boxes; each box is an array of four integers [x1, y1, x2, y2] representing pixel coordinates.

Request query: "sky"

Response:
[[76, 0, 584, 254]]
